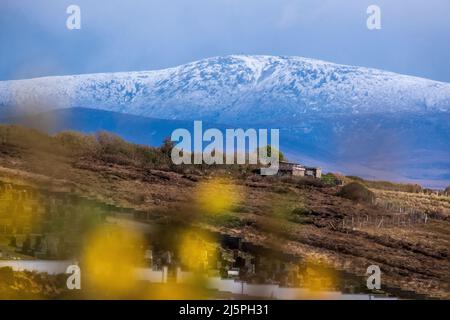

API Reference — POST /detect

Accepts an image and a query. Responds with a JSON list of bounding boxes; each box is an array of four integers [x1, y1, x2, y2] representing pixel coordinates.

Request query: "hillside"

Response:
[[0, 125, 449, 298], [1, 55, 449, 187], [1, 107, 449, 188]]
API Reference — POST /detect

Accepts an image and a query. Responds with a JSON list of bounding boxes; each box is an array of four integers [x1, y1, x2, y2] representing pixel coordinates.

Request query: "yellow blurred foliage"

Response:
[[82, 225, 144, 295], [178, 230, 217, 272], [195, 177, 241, 215], [0, 184, 40, 235], [302, 258, 338, 299], [145, 279, 209, 300]]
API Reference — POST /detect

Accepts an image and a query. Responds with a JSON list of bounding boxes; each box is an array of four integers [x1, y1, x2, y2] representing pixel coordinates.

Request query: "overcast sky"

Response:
[[1, 0, 449, 82]]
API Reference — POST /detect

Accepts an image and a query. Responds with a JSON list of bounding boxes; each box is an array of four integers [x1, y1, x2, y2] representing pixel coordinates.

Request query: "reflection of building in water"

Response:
[[140, 234, 341, 290], [0, 182, 110, 259], [1, 182, 360, 293]]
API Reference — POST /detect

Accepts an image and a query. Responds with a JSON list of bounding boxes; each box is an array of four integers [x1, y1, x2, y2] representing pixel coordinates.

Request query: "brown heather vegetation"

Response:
[[0, 125, 449, 299], [345, 175, 423, 193], [0, 125, 173, 167]]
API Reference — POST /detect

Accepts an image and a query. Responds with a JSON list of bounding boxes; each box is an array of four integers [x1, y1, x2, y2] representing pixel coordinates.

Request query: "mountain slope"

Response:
[[1, 55, 449, 124]]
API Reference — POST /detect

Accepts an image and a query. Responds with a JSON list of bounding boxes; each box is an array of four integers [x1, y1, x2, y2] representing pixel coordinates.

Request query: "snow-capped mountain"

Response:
[[1, 55, 449, 124], [0, 55, 449, 187]]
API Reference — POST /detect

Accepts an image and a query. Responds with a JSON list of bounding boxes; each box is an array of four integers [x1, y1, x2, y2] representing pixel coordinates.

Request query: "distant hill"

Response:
[[0, 107, 203, 147]]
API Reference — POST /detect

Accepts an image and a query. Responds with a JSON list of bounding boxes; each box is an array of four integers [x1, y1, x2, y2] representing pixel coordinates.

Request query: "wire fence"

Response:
[[341, 212, 429, 230], [374, 198, 433, 215]]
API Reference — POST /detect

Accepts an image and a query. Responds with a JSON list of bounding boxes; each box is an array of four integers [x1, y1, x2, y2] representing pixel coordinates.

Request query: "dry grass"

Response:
[[373, 189, 450, 219]]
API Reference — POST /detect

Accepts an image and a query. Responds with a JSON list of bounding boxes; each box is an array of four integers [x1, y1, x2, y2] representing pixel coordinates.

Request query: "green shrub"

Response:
[[256, 145, 286, 162], [321, 173, 343, 186], [337, 182, 375, 204], [289, 207, 313, 224]]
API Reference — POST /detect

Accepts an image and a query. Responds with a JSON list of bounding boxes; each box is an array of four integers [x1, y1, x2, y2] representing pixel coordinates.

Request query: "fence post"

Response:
[[377, 216, 383, 228]]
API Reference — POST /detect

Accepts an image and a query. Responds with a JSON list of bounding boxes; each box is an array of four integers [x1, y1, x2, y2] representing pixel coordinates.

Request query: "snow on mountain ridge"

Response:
[[0, 55, 449, 124]]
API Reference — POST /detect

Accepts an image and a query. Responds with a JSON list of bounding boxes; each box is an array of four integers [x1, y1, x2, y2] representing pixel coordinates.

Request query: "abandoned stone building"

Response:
[[277, 161, 322, 179]]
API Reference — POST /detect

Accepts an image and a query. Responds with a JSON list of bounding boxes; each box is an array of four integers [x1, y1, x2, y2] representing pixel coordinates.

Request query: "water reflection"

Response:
[[0, 181, 397, 300]]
